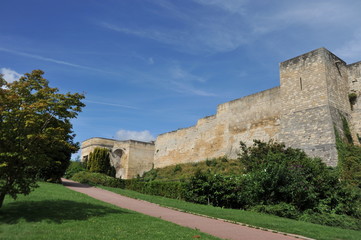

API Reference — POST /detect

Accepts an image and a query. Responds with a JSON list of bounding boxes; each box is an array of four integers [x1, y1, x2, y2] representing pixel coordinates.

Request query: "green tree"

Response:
[[87, 147, 115, 177], [36, 119, 76, 182], [238, 140, 340, 210], [0, 70, 85, 207]]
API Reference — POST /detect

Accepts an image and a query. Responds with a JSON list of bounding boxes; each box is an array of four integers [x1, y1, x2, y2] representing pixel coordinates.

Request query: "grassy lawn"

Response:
[[0, 182, 220, 240], [100, 186, 361, 240]]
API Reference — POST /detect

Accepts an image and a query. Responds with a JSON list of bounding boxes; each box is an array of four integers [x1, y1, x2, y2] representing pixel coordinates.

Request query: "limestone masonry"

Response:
[[81, 48, 361, 179]]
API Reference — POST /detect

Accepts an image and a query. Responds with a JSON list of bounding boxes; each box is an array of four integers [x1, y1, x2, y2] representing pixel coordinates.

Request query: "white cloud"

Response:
[[0, 68, 22, 83], [126, 63, 216, 97], [148, 57, 154, 65], [249, 1, 361, 35], [193, 0, 248, 14], [115, 129, 155, 142], [100, 1, 361, 56], [83, 99, 138, 109], [170, 80, 216, 96], [0, 47, 116, 75], [101, 22, 192, 51], [170, 65, 205, 83], [167, 65, 216, 96], [100, 18, 248, 54]]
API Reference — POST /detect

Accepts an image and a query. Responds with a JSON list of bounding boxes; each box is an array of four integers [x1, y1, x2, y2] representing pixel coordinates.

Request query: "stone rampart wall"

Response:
[[278, 48, 343, 166], [82, 48, 361, 177], [81, 137, 117, 161], [348, 62, 361, 143], [154, 87, 281, 168], [81, 138, 154, 179], [127, 141, 155, 178]]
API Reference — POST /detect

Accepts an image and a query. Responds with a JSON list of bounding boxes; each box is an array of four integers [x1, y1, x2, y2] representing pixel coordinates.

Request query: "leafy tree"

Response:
[[36, 122, 75, 183], [87, 147, 115, 177], [0, 70, 85, 207], [238, 140, 338, 210], [64, 161, 86, 179], [185, 170, 242, 208]]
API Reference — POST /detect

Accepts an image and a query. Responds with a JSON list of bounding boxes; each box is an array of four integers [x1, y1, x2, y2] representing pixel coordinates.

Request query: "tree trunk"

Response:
[[0, 191, 6, 208]]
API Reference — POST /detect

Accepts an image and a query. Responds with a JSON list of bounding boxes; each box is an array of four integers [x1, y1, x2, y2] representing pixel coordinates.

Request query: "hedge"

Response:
[[122, 179, 186, 200]]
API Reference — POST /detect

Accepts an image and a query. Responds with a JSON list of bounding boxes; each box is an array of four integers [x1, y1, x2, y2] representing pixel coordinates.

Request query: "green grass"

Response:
[[0, 182, 220, 240], [100, 186, 361, 240], [142, 157, 243, 181]]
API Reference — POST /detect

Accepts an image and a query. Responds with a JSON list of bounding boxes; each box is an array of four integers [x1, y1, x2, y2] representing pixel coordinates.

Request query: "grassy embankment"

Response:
[[0, 182, 219, 240], [142, 157, 243, 181], [100, 186, 361, 240]]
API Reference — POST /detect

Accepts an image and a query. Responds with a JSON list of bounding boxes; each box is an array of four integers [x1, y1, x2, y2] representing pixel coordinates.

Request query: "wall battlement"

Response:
[[82, 48, 361, 178]]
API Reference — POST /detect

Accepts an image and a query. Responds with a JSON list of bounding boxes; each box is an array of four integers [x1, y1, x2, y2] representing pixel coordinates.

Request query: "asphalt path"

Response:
[[62, 179, 311, 240]]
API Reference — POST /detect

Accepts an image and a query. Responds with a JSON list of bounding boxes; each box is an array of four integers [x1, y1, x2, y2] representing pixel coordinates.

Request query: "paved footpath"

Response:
[[62, 179, 310, 240]]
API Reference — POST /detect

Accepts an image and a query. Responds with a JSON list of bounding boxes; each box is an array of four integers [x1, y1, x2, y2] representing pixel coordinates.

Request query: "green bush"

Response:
[[185, 170, 242, 208], [87, 147, 115, 177], [332, 185, 361, 218], [173, 164, 182, 174], [142, 168, 158, 181], [123, 179, 186, 200], [336, 138, 361, 188], [37, 146, 73, 183], [181, 139, 361, 229], [349, 92, 358, 108], [205, 159, 217, 167], [238, 140, 339, 211], [299, 212, 361, 231], [250, 203, 301, 219], [71, 171, 123, 188], [64, 161, 86, 179]]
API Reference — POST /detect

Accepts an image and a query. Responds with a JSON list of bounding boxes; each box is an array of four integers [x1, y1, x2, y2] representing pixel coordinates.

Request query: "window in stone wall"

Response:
[[300, 77, 303, 90]]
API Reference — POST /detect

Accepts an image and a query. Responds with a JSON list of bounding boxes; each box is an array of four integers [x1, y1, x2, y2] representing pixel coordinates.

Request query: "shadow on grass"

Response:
[[0, 200, 128, 224], [61, 180, 92, 188]]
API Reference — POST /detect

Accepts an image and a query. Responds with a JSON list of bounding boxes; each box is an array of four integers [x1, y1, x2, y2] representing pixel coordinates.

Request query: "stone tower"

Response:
[[279, 48, 354, 166]]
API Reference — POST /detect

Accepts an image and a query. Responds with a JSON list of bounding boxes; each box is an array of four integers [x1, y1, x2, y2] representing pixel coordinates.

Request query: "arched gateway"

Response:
[[81, 137, 155, 179]]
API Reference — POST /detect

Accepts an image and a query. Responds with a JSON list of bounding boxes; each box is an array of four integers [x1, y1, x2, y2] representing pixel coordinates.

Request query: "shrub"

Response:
[[299, 212, 361, 231], [87, 147, 115, 177], [205, 159, 217, 167], [142, 168, 158, 181], [123, 179, 186, 200], [185, 170, 242, 208], [173, 164, 182, 173], [64, 161, 86, 179], [332, 185, 361, 218], [239, 140, 308, 172], [250, 203, 301, 219], [336, 138, 361, 188], [348, 92, 357, 106], [71, 171, 123, 188], [37, 147, 73, 183], [237, 141, 337, 210]]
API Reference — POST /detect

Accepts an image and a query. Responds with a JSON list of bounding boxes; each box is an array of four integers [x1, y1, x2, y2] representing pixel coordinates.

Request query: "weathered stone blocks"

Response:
[[82, 48, 361, 177]]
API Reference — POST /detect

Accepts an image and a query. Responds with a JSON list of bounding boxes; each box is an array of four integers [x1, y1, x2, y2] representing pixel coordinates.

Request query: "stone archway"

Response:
[[109, 148, 127, 178]]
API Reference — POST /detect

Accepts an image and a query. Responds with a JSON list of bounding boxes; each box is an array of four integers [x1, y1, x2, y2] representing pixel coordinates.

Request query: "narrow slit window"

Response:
[[300, 77, 303, 90]]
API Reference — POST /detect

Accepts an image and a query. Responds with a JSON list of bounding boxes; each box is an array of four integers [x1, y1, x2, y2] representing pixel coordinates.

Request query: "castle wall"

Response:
[[126, 141, 155, 178], [81, 138, 154, 179], [154, 87, 281, 168], [219, 87, 281, 159], [82, 48, 361, 177], [279, 48, 338, 166], [348, 61, 361, 143], [109, 141, 131, 178], [81, 137, 117, 162]]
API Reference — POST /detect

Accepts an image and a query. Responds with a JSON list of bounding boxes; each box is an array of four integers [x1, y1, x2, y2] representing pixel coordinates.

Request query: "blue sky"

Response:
[[1, 0, 361, 158]]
